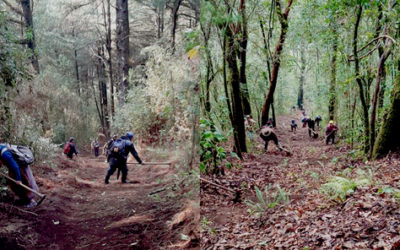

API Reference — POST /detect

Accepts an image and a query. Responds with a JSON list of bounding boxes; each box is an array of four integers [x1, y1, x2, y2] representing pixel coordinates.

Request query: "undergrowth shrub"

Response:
[[200, 118, 231, 175], [246, 184, 289, 217], [320, 168, 373, 202]]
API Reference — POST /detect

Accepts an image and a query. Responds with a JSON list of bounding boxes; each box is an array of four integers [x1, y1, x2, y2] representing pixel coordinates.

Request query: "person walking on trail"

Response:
[[290, 120, 298, 132], [92, 139, 100, 157], [64, 137, 79, 159], [306, 118, 317, 138], [103, 135, 118, 162], [105, 132, 143, 184], [244, 115, 256, 139], [325, 120, 339, 145], [301, 116, 309, 128], [260, 125, 283, 152], [315, 115, 322, 128], [0, 144, 39, 208]]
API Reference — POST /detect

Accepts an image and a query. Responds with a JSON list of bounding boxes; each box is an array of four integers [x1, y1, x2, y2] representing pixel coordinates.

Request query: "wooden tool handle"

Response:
[[126, 162, 171, 165], [0, 172, 45, 198]]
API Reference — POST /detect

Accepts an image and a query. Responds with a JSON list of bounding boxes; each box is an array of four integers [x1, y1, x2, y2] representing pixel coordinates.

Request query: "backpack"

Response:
[[110, 139, 126, 158], [63, 142, 71, 155], [3, 144, 34, 166]]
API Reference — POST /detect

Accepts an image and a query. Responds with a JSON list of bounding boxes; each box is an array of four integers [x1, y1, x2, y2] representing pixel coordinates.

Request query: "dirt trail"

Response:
[[201, 113, 400, 248], [1, 152, 198, 249]]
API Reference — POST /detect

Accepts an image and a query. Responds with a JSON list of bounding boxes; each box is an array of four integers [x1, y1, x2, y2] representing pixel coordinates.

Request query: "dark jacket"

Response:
[[307, 119, 315, 130], [67, 142, 78, 158], [111, 136, 142, 164]]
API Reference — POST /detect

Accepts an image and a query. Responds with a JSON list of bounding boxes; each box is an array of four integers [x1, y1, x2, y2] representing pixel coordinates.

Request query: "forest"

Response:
[[2, 0, 400, 248], [1, 0, 199, 248], [200, 0, 400, 248]]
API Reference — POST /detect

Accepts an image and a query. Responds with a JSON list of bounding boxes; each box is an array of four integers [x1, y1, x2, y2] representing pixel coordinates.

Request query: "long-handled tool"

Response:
[[117, 162, 172, 180], [126, 162, 171, 166], [0, 172, 46, 207]]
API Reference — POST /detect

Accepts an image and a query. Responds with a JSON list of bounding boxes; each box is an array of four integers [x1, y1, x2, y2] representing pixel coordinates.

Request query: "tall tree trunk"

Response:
[[99, 46, 110, 137], [201, 22, 214, 114], [157, 7, 161, 39], [74, 48, 81, 96], [297, 48, 305, 110], [91, 65, 103, 128], [171, 0, 182, 53], [226, 27, 247, 155], [329, 21, 338, 121], [370, 42, 393, 158], [97, 50, 105, 130], [375, 3, 386, 109], [20, 0, 40, 74], [372, 76, 400, 159], [261, 0, 293, 125], [116, 0, 130, 106], [238, 0, 251, 116], [105, 0, 115, 119], [72, 28, 81, 96], [353, 4, 370, 153]]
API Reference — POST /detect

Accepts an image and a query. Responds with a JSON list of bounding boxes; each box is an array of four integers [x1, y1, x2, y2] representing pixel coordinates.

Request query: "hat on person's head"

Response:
[[126, 132, 134, 140], [112, 134, 118, 139], [69, 137, 74, 142], [329, 120, 334, 124]]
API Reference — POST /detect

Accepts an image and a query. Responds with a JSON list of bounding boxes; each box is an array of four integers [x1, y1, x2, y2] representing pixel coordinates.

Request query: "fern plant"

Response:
[[320, 169, 373, 202], [246, 184, 289, 217]]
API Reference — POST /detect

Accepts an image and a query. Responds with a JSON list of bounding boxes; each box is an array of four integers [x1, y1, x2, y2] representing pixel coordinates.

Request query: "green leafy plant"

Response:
[[246, 184, 289, 217], [200, 217, 217, 235], [320, 169, 373, 202], [200, 118, 230, 175]]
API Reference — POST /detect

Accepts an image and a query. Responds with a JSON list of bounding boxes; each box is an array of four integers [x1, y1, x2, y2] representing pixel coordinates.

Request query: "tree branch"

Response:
[[7, 17, 24, 25], [3, 0, 24, 16], [347, 35, 396, 61]]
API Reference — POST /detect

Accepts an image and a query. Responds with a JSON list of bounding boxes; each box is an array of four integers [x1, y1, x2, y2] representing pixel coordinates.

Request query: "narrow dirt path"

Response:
[[1, 152, 198, 249], [201, 113, 400, 248]]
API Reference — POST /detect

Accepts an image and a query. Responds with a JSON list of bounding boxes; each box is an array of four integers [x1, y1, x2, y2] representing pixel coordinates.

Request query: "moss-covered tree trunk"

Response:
[[20, 0, 40, 74], [372, 77, 400, 159], [297, 48, 305, 110], [328, 20, 337, 121], [353, 4, 370, 153], [225, 26, 247, 155], [238, 0, 252, 116]]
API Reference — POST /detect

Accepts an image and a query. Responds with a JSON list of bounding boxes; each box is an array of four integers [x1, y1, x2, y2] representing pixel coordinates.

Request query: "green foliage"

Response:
[[185, 30, 200, 52], [115, 44, 198, 149], [0, 11, 29, 93], [200, 118, 230, 174], [377, 186, 400, 202], [320, 169, 373, 202], [201, 216, 217, 235], [246, 184, 289, 217]]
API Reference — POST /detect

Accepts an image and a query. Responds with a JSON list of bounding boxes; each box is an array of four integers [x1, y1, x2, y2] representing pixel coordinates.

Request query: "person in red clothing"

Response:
[[325, 120, 339, 145]]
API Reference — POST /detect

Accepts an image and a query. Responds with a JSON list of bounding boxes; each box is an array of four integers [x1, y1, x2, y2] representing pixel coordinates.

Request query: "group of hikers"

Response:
[[0, 131, 143, 208], [244, 107, 339, 152], [63, 132, 143, 184]]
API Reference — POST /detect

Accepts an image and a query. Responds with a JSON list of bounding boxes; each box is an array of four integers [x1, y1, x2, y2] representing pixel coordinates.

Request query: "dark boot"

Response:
[[105, 175, 110, 184]]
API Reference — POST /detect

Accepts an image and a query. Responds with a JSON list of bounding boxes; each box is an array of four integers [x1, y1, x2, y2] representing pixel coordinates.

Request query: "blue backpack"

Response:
[[110, 139, 126, 158]]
